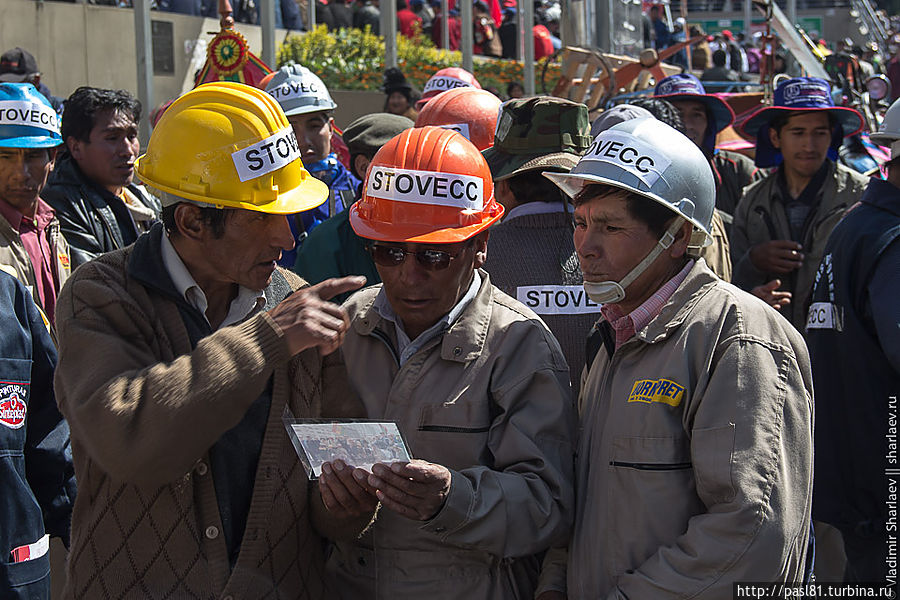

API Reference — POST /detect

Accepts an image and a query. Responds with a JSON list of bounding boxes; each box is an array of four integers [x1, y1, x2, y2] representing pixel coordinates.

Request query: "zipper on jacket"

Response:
[[371, 328, 401, 367], [419, 424, 492, 433], [609, 460, 692, 471]]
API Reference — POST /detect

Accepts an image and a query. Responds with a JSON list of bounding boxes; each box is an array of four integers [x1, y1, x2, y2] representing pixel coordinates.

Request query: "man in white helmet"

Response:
[[265, 64, 361, 266], [535, 117, 814, 599]]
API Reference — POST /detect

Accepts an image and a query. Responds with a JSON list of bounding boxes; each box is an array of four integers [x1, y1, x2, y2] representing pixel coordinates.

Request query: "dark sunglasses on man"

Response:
[[367, 242, 471, 271]]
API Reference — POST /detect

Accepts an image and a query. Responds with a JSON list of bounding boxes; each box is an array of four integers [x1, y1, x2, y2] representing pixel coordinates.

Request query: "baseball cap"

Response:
[[0, 48, 39, 83]]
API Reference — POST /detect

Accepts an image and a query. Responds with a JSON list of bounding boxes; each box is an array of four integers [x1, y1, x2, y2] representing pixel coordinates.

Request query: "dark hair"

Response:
[[397, 0, 407, 9], [61, 87, 141, 144], [573, 183, 677, 237], [161, 203, 233, 239], [712, 49, 728, 67], [507, 170, 567, 204], [506, 81, 524, 96], [628, 98, 686, 134], [770, 110, 837, 134]]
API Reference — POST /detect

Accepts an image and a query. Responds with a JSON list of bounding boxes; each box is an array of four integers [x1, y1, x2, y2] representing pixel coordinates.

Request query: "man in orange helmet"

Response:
[[318, 126, 575, 599]]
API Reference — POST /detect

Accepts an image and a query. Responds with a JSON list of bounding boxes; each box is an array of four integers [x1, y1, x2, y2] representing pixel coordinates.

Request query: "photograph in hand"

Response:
[[285, 419, 412, 479]]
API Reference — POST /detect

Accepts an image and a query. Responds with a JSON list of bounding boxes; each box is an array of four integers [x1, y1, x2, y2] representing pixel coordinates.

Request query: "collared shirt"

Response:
[[160, 232, 265, 330], [372, 270, 482, 365], [0, 198, 59, 325], [600, 260, 694, 350], [505, 201, 569, 221]]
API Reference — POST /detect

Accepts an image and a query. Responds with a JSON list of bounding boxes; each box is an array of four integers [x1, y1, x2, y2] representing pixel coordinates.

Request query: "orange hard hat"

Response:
[[257, 71, 277, 90], [415, 87, 502, 151], [350, 126, 503, 244], [415, 67, 481, 110]]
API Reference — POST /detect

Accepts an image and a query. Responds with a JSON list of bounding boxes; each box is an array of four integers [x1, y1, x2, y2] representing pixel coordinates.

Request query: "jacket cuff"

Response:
[[420, 470, 472, 538], [250, 311, 291, 364]]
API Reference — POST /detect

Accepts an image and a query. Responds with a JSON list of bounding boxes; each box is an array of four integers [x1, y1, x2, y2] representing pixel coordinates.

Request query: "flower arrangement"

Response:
[[277, 25, 561, 93]]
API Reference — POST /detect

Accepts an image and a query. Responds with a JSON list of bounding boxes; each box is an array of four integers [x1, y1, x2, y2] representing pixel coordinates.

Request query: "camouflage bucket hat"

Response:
[[482, 96, 592, 181]]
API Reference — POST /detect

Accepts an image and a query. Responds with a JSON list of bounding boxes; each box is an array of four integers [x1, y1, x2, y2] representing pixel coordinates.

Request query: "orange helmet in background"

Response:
[[415, 87, 502, 151], [350, 126, 503, 244], [257, 71, 277, 90], [415, 67, 481, 110]]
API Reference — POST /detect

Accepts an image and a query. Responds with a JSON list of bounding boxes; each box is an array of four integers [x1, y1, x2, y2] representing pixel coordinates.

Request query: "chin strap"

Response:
[[583, 218, 685, 305]]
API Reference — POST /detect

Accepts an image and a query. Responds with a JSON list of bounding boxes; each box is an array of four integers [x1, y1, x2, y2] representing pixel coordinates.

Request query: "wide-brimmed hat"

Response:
[[482, 96, 591, 181], [654, 73, 735, 153], [741, 77, 864, 167]]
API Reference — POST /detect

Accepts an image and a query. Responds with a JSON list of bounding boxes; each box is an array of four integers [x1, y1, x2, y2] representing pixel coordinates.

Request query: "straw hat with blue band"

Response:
[[740, 77, 864, 168], [653, 74, 735, 154]]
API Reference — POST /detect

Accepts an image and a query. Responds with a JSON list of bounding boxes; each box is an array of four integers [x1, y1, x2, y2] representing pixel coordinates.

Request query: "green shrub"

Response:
[[277, 25, 559, 93]]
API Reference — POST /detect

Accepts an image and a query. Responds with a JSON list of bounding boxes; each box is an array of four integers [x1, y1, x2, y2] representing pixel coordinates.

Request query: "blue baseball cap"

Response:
[[0, 82, 62, 149], [741, 77, 864, 167], [654, 73, 735, 153]]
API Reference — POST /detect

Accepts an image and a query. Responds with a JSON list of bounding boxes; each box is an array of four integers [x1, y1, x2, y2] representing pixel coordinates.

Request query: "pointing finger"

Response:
[[309, 276, 367, 301]]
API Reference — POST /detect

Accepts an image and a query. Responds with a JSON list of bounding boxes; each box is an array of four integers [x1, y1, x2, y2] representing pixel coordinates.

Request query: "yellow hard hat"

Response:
[[135, 81, 328, 214]]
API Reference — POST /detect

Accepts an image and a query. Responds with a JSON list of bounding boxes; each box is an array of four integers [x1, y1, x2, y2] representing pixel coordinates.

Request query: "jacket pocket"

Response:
[[608, 436, 701, 575], [692, 424, 736, 505], [0, 552, 51, 596], [417, 400, 492, 471], [0, 358, 32, 452]]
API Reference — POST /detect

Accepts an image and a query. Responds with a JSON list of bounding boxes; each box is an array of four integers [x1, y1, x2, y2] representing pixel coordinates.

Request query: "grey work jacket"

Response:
[[539, 260, 814, 599], [731, 161, 867, 332], [332, 270, 576, 600]]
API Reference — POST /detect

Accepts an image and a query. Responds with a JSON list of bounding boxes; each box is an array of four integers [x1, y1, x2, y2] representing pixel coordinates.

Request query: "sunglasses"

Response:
[[368, 243, 470, 271]]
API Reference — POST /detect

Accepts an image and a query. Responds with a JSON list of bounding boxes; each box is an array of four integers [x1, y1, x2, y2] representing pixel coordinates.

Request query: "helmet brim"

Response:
[[348, 200, 504, 244], [0, 136, 62, 149], [741, 106, 864, 139], [656, 93, 736, 133]]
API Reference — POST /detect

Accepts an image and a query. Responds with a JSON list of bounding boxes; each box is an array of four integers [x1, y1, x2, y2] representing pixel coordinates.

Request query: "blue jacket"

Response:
[[808, 177, 900, 532], [0, 271, 75, 599], [279, 156, 360, 268]]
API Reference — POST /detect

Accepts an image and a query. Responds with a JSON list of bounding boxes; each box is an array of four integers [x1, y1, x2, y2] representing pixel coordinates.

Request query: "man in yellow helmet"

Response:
[[53, 82, 372, 599]]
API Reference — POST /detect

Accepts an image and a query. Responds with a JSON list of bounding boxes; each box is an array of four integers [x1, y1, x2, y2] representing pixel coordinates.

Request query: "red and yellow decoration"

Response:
[[194, 0, 273, 87]]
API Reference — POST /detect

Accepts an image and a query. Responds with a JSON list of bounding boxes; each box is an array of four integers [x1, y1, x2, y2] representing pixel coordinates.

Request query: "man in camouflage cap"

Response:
[[482, 96, 594, 389]]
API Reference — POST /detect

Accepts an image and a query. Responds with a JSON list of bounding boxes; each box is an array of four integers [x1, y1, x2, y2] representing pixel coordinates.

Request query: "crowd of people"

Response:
[[0, 11, 898, 600]]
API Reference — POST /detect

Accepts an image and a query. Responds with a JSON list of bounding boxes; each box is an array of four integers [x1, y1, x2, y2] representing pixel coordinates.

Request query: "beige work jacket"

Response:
[[731, 161, 867, 332], [539, 260, 814, 599], [332, 270, 576, 600]]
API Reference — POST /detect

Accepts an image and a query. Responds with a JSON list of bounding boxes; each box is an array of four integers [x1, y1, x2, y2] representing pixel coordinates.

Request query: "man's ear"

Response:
[[66, 136, 84, 162], [668, 219, 693, 259], [353, 154, 370, 180], [768, 126, 782, 150], [47, 147, 58, 170], [173, 204, 206, 242], [473, 231, 489, 268]]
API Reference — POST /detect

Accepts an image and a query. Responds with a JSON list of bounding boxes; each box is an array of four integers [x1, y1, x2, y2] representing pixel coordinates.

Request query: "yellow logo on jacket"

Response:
[[628, 378, 685, 407]]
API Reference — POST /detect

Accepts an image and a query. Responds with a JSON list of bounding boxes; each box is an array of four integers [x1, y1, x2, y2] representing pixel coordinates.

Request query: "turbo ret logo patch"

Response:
[[0, 383, 28, 429], [627, 378, 685, 407]]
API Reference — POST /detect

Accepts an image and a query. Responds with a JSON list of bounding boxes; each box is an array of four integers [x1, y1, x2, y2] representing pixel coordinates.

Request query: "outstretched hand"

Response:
[[268, 276, 366, 356]]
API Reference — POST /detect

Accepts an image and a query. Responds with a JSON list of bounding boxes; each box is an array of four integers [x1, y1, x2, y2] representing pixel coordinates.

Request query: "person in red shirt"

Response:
[[397, 0, 423, 38], [533, 23, 554, 59], [0, 82, 69, 328], [431, 6, 462, 50]]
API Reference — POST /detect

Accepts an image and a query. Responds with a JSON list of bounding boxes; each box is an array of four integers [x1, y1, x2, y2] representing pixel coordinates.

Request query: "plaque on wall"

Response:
[[152, 20, 175, 75]]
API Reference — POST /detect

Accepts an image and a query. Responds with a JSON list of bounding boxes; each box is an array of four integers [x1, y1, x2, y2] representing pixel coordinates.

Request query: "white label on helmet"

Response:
[[423, 76, 472, 94], [367, 166, 483, 210], [516, 285, 603, 315], [582, 130, 672, 188], [0, 101, 60, 134], [437, 123, 470, 140], [231, 126, 301, 183], [266, 79, 331, 103]]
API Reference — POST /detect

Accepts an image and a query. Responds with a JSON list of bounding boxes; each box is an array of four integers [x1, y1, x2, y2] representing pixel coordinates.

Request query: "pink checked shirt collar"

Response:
[[600, 260, 694, 351]]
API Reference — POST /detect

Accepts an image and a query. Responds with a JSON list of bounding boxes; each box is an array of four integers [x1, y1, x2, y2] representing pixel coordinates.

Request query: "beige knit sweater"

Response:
[[54, 243, 368, 600]]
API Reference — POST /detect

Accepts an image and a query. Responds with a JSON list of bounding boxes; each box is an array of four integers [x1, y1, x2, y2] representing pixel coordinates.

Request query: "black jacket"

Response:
[[41, 154, 161, 269], [0, 271, 75, 598]]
